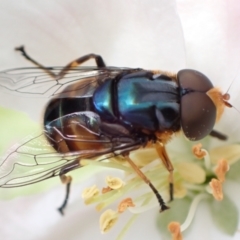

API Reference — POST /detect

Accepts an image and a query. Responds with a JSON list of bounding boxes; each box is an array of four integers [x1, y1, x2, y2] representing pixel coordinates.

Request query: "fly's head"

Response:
[[178, 69, 232, 141]]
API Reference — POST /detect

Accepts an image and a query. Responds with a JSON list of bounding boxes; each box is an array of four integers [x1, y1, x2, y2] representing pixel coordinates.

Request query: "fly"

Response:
[[0, 46, 232, 214]]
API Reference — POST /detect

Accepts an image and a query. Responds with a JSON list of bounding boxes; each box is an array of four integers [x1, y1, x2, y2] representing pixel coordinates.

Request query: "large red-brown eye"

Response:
[[181, 92, 216, 140], [177, 69, 216, 141], [178, 69, 213, 91]]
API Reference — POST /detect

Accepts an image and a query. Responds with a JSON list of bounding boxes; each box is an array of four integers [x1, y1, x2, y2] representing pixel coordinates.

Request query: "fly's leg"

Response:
[[209, 129, 227, 140], [15, 46, 106, 79], [57, 160, 80, 215], [47, 116, 109, 215], [155, 142, 174, 201], [15, 46, 56, 78], [124, 154, 169, 212], [58, 175, 72, 215], [56, 53, 106, 80]]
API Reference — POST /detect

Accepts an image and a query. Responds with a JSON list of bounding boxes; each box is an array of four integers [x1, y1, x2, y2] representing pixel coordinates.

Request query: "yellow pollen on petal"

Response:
[[106, 176, 124, 189], [209, 144, 240, 165], [215, 159, 229, 182], [192, 143, 206, 159], [79, 159, 88, 166], [168, 222, 183, 240], [99, 209, 119, 233], [82, 185, 100, 200], [118, 198, 135, 213], [176, 162, 206, 184], [174, 182, 187, 198], [129, 148, 159, 167], [102, 186, 112, 194], [209, 178, 223, 201]]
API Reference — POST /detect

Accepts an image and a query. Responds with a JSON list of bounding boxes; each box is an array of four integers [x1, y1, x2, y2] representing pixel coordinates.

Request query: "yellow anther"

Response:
[[106, 176, 124, 189], [82, 185, 100, 200], [99, 209, 119, 233]]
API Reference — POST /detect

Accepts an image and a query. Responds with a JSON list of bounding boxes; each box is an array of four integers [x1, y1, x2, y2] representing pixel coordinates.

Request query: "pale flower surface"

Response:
[[0, 1, 240, 240]]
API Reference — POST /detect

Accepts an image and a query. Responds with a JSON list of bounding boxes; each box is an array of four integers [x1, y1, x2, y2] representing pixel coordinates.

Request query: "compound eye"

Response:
[[177, 69, 216, 141], [181, 92, 216, 141], [178, 69, 213, 92]]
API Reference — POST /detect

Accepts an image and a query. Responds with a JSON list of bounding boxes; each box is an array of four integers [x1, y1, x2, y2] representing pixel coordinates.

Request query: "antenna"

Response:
[[222, 69, 240, 112], [226, 68, 239, 94], [232, 105, 240, 114]]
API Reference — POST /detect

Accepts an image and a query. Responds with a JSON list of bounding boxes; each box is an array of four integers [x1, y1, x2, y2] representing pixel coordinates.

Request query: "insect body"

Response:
[[0, 47, 231, 214]]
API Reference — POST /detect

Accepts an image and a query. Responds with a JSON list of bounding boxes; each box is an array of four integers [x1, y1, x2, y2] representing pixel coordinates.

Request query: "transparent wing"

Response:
[[0, 112, 140, 188], [0, 66, 128, 98], [0, 66, 140, 187]]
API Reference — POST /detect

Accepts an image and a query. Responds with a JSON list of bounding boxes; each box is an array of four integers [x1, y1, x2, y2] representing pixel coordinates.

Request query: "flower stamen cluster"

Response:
[[81, 138, 239, 239]]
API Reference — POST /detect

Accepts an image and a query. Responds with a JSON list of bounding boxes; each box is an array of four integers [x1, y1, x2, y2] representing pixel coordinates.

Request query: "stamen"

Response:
[[118, 198, 135, 213], [209, 178, 223, 201], [82, 185, 100, 200], [192, 143, 206, 159], [192, 144, 211, 170], [116, 214, 139, 240], [106, 176, 124, 189], [180, 193, 209, 231], [116, 195, 152, 240], [168, 222, 183, 240], [102, 186, 112, 194], [99, 209, 119, 233], [176, 162, 206, 184], [215, 159, 229, 182], [174, 182, 187, 198]]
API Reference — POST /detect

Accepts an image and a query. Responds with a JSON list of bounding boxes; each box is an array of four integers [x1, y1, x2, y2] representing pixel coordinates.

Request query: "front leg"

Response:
[[123, 153, 169, 212], [145, 141, 174, 202], [155, 142, 174, 201]]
